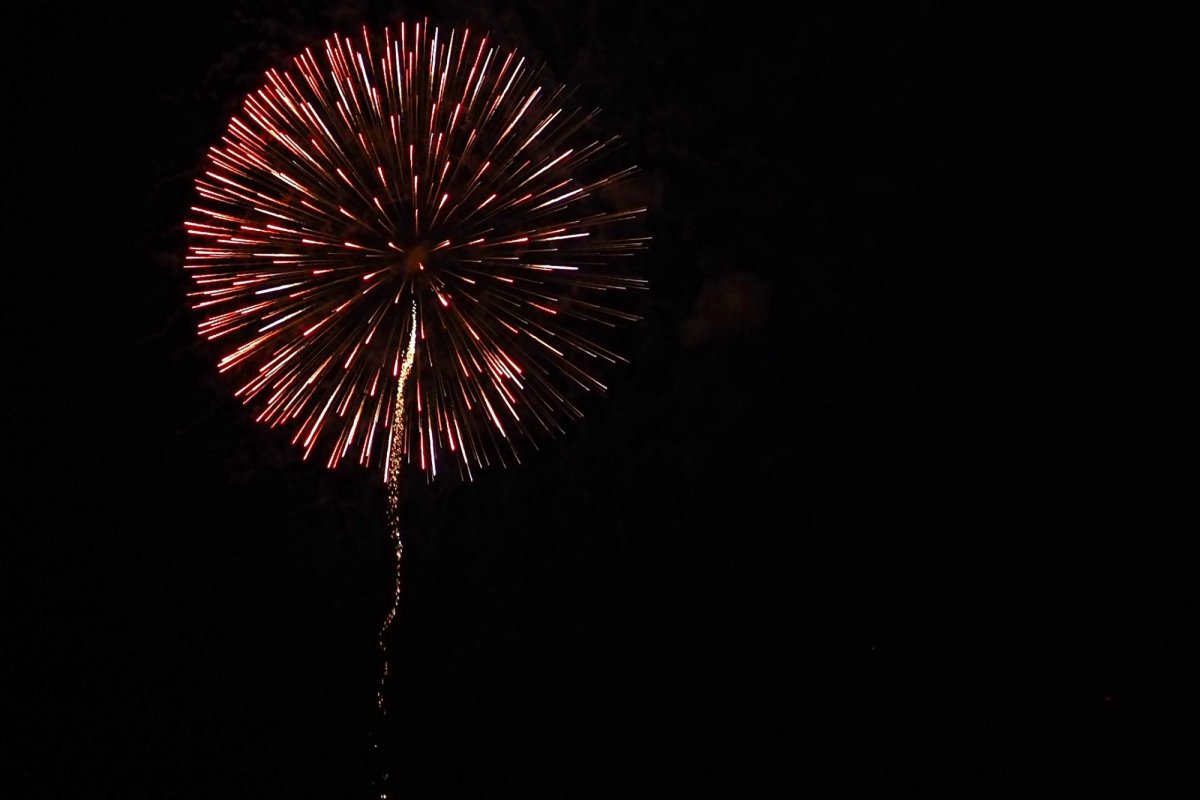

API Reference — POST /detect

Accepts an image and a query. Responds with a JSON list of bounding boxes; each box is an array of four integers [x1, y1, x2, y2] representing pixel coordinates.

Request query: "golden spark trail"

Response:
[[379, 302, 417, 709], [374, 301, 417, 796]]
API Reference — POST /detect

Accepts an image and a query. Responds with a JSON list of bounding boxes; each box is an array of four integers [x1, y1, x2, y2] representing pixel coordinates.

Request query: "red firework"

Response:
[[186, 21, 648, 481]]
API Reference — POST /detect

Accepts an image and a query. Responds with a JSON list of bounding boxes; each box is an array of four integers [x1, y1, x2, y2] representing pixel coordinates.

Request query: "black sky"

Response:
[[3, 1, 1144, 797]]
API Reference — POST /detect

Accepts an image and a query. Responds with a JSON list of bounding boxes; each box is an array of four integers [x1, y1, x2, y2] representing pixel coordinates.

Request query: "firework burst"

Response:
[[186, 21, 648, 482]]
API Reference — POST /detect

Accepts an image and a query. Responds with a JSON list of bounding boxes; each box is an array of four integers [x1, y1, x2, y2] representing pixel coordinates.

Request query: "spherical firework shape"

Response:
[[186, 22, 648, 481]]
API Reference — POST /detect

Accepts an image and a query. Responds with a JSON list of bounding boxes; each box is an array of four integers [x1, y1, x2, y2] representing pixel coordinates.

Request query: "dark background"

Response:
[[4, 1, 1143, 797]]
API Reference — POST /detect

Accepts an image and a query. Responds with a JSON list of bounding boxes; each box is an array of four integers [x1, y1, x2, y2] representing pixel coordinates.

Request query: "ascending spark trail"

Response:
[[375, 301, 417, 797]]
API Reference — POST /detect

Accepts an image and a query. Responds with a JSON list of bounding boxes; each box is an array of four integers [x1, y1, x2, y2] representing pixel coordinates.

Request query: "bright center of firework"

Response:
[[400, 244, 429, 276]]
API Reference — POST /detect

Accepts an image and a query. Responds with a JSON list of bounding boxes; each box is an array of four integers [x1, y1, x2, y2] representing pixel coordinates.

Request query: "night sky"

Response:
[[4, 1, 1143, 797]]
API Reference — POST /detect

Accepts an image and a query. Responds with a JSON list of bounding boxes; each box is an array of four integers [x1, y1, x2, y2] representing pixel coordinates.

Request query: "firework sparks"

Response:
[[186, 21, 648, 482], [372, 301, 418, 721], [187, 24, 647, 797]]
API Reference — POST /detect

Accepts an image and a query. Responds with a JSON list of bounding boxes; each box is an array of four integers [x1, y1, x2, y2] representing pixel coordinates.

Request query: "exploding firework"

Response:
[[186, 21, 648, 483], [186, 22, 648, 794]]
